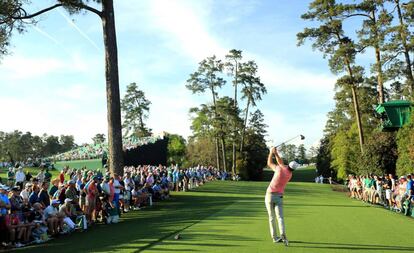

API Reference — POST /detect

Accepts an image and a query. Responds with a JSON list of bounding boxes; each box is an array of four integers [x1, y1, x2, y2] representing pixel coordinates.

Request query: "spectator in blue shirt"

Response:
[[406, 174, 413, 200], [28, 185, 40, 205]]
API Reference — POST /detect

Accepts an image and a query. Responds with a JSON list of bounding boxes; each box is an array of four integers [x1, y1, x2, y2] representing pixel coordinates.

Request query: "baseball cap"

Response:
[[52, 199, 60, 205], [288, 161, 300, 170]]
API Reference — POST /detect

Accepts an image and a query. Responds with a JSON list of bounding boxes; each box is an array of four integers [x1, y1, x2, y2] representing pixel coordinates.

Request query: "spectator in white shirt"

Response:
[[15, 167, 26, 190]]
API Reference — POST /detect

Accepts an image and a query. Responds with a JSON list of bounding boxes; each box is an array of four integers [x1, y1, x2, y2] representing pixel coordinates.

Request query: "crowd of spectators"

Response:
[[0, 164, 223, 249], [347, 173, 414, 216], [51, 135, 163, 161]]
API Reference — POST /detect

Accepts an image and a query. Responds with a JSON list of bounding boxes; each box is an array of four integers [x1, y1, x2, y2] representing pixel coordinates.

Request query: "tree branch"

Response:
[[71, 2, 102, 17], [341, 13, 372, 20], [11, 4, 63, 20], [9, 2, 102, 21]]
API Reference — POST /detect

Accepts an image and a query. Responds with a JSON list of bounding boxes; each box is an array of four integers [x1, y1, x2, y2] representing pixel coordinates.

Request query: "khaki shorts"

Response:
[[86, 196, 96, 210]]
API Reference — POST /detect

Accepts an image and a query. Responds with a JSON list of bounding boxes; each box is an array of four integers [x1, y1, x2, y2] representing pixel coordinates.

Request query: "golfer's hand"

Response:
[[269, 147, 276, 154]]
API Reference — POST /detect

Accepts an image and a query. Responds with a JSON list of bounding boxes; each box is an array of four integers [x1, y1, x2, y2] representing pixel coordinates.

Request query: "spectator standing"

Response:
[[7, 168, 15, 187], [15, 167, 25, 190]]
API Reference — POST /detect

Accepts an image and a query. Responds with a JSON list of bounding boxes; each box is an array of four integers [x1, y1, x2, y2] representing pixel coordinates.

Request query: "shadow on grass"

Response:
[[15, 182, 271, 253], [284, 204, 371, 208], [291, 241, 414, 251]]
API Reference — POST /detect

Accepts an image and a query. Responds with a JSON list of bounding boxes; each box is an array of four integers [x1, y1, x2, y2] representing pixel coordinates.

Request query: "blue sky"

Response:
[[0, 0, 340, 149]]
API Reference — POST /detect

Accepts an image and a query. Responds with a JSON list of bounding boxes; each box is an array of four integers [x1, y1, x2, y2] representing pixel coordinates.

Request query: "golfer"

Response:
[[266, 147, 299, 246]]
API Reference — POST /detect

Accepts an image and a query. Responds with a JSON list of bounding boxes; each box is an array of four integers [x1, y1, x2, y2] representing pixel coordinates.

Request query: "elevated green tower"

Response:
[[375, 100, 413, 131]]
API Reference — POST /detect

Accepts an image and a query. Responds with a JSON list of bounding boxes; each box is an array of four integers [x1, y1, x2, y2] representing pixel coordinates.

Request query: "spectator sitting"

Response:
[[49, 179, 60, 197], [29, 185, 40, 205], [101, 196, 119, 224], [20, 183, 32, 203], [43, 199, 63, 236], [38, 182, 51, 208], [58, 198, 77, 233]]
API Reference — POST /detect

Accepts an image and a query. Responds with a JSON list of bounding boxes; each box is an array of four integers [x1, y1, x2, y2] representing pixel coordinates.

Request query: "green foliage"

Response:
[[237, 110, 268, 180], [296, 144, 308, 164], [330, 124, 361, 179], [166, 134, 186, 165], [316, 136, 332, 177], [396, 112, 414, 175], [0, 130, 76, 161], [360, 131, 397, 175], [185, 137, 216, 167], [121, 82, 152, 137], [92, 133, 106, 144], [278, 144, 297, 164]]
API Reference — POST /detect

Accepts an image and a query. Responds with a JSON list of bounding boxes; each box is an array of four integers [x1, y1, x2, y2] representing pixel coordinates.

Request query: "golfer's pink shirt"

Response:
[[267, 165, 292, 194]]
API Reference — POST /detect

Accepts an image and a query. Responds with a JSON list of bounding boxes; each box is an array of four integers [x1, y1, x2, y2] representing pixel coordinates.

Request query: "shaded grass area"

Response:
[[11, 167, 414, 252]]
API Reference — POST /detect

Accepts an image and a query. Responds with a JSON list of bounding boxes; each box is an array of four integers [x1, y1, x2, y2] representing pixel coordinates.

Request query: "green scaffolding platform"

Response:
[[376, 100, 413, 131]]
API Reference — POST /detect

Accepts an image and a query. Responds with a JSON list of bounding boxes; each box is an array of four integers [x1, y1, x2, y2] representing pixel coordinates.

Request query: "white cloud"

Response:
[[0, 55, 65, 80], [145, 84, 200, 138], [0, 96, 106, 143], [147, 0, 226, 62]]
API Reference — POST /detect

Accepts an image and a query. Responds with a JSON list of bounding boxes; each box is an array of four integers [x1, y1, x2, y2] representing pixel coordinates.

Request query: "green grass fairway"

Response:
[[54, 159, 103, 170], [0, 168, 64, 183], [15, 167, 414, 253]]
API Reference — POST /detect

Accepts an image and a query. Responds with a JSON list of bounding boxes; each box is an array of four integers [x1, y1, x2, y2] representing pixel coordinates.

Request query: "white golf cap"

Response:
[[288, 161, 300, 170]]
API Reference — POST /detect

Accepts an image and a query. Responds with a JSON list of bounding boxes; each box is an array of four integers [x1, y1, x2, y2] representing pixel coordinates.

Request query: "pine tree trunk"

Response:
[[396, 0, 414, 95], [351, 84, 365, 153], [375, 46, 385, 104], [221, 137, 227, 172], [344, 59, 364, 153], [215, 138, 220, 170], [211, 87, 221, 170], [332, 23, 365, 153], [101, 0, 124, 176], [239, 98, 250, 153], [371, 10, 385, 104], [231, 68, 238, 176]]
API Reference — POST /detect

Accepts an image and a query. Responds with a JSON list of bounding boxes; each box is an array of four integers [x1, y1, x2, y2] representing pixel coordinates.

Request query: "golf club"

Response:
[[274, 134, 305, 148]]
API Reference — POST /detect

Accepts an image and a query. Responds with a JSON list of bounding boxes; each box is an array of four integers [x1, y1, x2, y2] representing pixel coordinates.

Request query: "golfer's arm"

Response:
[[267, 153, 277, 171], [274, 152, 285, 167]]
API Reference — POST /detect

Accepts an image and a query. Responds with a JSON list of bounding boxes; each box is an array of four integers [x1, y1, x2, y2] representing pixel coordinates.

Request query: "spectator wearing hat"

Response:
[[43, 199, 63, 236], [0, 185, 11, 242], [59, 199, 76, 232], [9, 187, 24, 218], [65, 180, 78, 205], [15, 167, 25, 191], [20, 183, 32, 203], [7, 168, 15, 187]]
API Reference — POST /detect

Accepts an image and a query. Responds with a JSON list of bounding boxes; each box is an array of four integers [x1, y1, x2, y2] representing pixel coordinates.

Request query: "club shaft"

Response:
[[275, 135, 301, 148]]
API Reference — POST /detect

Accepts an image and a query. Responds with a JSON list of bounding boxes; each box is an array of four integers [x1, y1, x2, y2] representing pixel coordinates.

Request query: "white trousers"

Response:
[[265, 193, 285, 240]]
